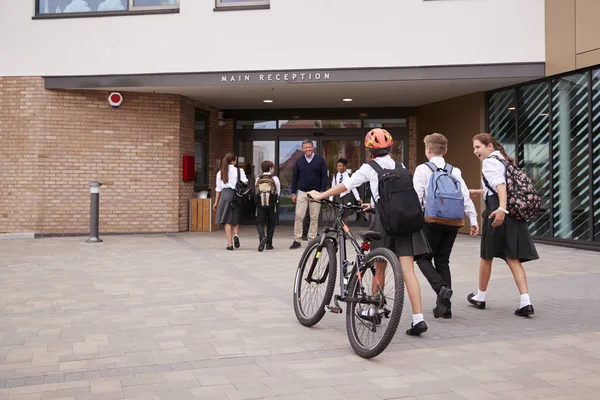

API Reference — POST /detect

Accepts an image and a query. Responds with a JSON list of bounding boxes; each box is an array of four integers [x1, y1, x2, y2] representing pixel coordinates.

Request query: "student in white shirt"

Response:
[[467, 133, 538, 317], [413, 133, 479, 319], [255, 160, 281, 252], [213, 153, 248, 250], [329, 158, 362, 224], [309, 129, 431, 337]]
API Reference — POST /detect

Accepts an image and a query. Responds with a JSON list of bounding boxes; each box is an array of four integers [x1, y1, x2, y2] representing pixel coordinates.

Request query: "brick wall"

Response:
[[0, 76, 223, 234]]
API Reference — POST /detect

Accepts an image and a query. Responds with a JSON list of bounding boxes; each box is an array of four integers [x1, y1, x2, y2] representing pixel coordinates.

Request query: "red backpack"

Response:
[[482, 155, 541, 221]]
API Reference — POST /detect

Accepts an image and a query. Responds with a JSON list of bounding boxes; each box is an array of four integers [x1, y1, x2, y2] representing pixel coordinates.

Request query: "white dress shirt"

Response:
[[343, 155, 400, 208], [215, 165, 248, 192], [329, 171, 361, 201], [255, 172, 281, 195], [413, 156, 478, 227], [481, 150, 506, 199]]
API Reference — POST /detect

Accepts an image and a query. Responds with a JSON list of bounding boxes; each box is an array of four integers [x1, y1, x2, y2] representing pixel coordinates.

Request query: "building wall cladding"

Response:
[[546, 0, 600, 75], [0, 77, 232, 234]]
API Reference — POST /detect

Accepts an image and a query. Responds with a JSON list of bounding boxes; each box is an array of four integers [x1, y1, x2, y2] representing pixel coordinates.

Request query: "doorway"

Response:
[[235, 128, 409, 225]]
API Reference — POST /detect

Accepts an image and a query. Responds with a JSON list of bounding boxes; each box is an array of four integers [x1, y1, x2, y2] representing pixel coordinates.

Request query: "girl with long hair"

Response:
[[213, 153, 248, 250], [468, 133, 538, 316]]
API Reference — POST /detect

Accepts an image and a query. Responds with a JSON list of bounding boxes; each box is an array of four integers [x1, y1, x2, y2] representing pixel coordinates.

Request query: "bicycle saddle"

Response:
[[358, 231, 382, 242]]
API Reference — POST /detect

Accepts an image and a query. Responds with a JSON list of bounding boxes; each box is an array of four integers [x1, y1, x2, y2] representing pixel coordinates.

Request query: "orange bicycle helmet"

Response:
[[364, 128, 393, 155]]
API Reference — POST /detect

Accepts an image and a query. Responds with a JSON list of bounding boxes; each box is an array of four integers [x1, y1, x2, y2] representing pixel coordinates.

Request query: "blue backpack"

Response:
[[424, 162, 465, 227]]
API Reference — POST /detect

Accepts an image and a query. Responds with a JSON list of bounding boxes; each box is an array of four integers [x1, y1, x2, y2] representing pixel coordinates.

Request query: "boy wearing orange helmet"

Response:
[[309, 129, 431, 336]]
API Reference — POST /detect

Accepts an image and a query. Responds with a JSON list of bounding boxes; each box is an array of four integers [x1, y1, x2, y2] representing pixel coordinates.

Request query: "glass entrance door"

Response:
[[238, 140, 276, 223], [278, 140, 317, 222]]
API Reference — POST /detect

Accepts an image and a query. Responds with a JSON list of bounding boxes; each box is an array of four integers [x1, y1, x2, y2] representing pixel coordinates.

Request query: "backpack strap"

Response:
[[367, 160, 384, 176], [445, 163, 454, 174], [237, 166, 241, 184], [425, 162, 437, 172], [482, 174, 496, 195]]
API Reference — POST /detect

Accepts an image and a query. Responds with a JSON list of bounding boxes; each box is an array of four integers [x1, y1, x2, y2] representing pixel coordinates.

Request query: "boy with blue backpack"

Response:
[[414, 133, 479, 319]]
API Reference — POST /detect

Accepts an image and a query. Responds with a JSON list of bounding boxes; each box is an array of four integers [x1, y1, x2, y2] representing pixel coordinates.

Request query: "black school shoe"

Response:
[[233, 235, 241, 248], [434, 286, 453, 318], [266, 243, 274, 250], [289, 241, 301, 249], [406, 321, 428, 336], [226, 245, 234, 251], [433, 302, 453, 319], [258, 238, 267, 252], [515, 304, 534, 317], [467, 293, 486, 310]]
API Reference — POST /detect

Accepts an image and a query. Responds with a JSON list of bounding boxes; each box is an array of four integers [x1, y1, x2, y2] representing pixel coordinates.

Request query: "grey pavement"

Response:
[[1, 226, 600, 400]]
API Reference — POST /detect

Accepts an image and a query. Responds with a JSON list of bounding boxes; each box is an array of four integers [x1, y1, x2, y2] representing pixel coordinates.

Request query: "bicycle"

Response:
[[292, 195, 405, 358]]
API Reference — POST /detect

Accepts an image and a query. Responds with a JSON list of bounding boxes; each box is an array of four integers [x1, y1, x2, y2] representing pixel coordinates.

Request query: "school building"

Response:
[[0, 0, 599, 250]]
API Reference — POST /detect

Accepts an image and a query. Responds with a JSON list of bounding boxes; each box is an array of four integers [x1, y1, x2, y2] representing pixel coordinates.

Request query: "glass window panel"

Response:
[[217, 0, 269, 7], [235, 120, 277, 129], [278, 120, 361, 129], [40, 0, 127, 13], [592, 69, 600, 242], [517, 83, 552, 238], [194, 142, 208, 192], [488, 89, 517, 158], [364, 118, 407, 128], [194, 112, 207, 138], [551, 73, 591, 241], [132, 0, 178, 6]]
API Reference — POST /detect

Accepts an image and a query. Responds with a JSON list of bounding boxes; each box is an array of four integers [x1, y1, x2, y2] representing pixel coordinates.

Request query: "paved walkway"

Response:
[[1, 227, 600, 400]]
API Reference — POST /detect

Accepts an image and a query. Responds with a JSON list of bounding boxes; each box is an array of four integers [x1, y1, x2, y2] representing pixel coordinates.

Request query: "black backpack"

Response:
[[368, 160, 424, 236]]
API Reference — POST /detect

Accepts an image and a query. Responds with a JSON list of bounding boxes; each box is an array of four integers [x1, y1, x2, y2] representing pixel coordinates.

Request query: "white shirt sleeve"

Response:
[[413, 164, 429, 208], [240, 168, 248, 184], [454, 167, 478, 226], [216, 171, 223, 192], [343, 164, 370, 192], [329, 174, 336, 201], [482, 158, 505, 190], [352, 187, 361, 201], [274, 176, 281, 196]]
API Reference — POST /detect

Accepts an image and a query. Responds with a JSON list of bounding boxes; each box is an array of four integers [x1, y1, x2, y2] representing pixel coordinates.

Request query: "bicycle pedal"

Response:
[[325, 305, 343, 314]]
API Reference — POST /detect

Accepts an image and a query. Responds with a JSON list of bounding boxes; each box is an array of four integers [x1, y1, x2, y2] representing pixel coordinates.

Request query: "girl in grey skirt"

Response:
[[213, 153, 248, 250], [467, 133, 538, 317]]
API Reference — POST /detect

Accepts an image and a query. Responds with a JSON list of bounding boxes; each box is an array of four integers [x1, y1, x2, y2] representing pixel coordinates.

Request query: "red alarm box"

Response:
[[182, 155, 195, 181]]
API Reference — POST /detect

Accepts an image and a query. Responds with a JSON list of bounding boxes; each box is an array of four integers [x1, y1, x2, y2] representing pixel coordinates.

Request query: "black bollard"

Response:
[[86, 181, 103, 243]]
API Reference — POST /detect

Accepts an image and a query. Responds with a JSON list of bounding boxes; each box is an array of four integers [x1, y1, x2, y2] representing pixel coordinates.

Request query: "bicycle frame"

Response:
[[304, 199, 380, 312]]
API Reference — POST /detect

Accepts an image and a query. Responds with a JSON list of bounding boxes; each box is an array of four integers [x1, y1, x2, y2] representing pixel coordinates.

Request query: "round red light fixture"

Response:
[[108, 92, 123, 108]]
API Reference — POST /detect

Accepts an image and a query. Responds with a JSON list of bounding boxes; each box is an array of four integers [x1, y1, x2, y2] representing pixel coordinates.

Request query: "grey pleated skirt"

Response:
[[481, 195, 539, 263], [216, 188, 241, 225], [369, 211, 432, 257]]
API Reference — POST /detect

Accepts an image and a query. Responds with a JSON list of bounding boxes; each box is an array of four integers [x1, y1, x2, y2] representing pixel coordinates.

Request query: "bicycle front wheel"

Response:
[[293, 237, 337, 327], [346, 247, 404, 358]]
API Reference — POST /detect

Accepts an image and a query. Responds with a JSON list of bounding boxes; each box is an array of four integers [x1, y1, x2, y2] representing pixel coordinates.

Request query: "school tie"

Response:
[[339, 174, 343, 184]]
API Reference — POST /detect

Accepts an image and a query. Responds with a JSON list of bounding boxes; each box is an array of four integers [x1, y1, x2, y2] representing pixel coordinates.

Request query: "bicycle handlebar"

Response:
[[307, 193, 374, 214]]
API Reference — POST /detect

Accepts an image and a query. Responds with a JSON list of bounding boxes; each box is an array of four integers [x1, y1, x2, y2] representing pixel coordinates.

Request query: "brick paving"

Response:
[[1, 227, 600, 399]]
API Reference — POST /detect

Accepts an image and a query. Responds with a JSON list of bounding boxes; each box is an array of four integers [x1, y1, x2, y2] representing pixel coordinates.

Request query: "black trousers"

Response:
[[416, 223, 459, 294], [256, 206, 276, 244]]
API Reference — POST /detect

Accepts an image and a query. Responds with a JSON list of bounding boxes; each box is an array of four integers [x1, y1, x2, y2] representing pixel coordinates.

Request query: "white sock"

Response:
[[520, 294, 531, 308], [412, 314, 424, 325], [472, 289, 486, 302]]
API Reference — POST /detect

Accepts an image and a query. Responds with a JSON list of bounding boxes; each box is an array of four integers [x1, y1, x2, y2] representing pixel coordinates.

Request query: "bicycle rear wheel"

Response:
[[293, 237, 337, 327], [346, 247, 404, 358]]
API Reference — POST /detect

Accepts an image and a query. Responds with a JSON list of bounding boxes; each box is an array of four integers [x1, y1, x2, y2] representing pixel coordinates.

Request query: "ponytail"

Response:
[[220, 153, 236, 183], [472, 133, 516, 166], [494, 142, 516, 166]]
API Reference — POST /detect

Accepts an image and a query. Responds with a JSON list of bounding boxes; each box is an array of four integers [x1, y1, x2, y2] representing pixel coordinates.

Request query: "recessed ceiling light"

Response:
[[263, 99, 273, 103], [507, 106, 516, 111], [342, 98, 353, 102], [292, 115, 300, 119], [359, 113, 368, 117]]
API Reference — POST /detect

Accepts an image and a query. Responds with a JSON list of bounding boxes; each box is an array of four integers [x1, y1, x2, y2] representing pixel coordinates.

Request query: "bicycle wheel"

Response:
[[293, 237, 337, 327], [346, 247, 404, 358]]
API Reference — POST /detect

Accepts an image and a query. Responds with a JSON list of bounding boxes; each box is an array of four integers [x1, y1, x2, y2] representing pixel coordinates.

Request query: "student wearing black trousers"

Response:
[[255, 161, 280, 251], [414, 133, 479, 319]]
